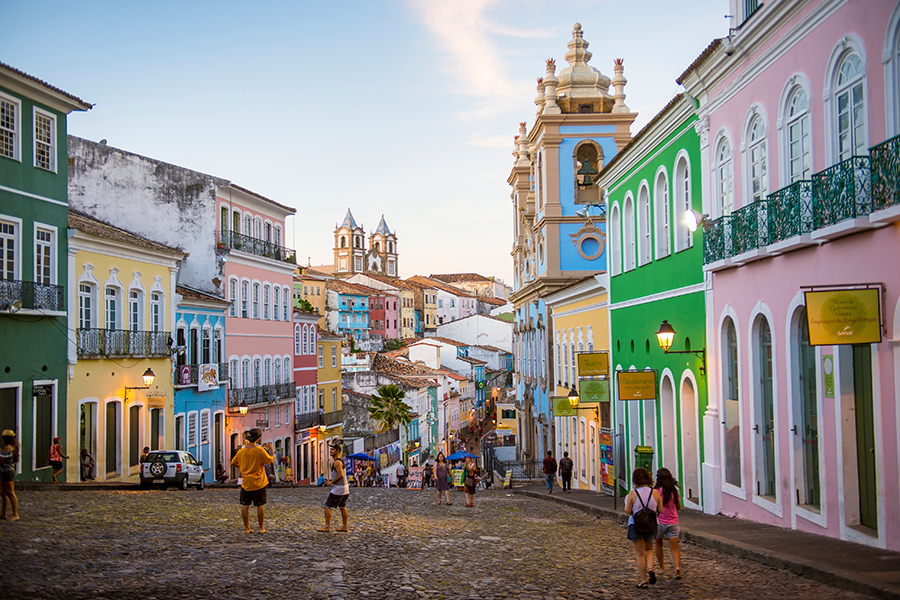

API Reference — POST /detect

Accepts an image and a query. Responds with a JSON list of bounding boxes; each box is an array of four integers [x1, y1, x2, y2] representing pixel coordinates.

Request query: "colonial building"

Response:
[[332, 209, 398, 278], [508, 23, 635, 462]]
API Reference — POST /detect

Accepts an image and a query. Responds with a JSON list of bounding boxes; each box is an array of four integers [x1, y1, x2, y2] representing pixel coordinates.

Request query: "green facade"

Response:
[[601, 97, 708, 505], [0, 75, 86, 481]]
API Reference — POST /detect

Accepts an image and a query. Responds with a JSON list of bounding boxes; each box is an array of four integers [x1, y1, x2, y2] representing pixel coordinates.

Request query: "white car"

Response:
[[140, 450, 205, 490]]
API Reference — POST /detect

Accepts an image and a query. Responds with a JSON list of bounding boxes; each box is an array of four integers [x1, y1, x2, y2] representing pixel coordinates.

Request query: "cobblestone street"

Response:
[[0, 488, 873, 600]]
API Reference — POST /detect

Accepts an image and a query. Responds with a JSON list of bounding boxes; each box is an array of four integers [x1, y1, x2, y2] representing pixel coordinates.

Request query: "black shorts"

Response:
[[325, 493, 349, 508], [240, 486, 267, 506], [49, 461, 63, 470], [0, 470, 14, 483]]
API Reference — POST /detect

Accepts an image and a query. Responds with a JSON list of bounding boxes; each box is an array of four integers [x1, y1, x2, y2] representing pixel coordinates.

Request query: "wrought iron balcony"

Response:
[[174, 363, 230, 387], [812, 155, 871, 229], [77, 329, 171, 358], [0, 279, 64, 312], [216, 230, 296, 264], [730, 200, 767, 255], [871, 134, 900, 211], [228, 382, 295, 407], [323, 409, 342, 427], [294, 410, 323, 432], [766, 180, 813, 244], [703, 216, 728, 264]]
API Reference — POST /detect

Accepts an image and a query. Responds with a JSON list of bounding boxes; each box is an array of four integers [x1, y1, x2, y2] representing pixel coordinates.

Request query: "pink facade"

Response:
[[384, 295, 400, 339], [683, 1, 900, 549], [293, 310, 320, 484]]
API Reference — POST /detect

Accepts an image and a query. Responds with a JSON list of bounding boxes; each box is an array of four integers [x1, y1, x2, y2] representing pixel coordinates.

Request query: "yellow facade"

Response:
[[545, 278, 609, 492], [67, 215, 183, 482], [316, 330, 343, 465], [399, 289, 415, 338], [295, 274, 327, 328]]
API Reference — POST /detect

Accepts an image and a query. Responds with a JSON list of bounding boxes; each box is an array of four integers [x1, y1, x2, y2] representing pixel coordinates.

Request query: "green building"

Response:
[[598, 94, 708, 509], [0, 63, 91, 480]]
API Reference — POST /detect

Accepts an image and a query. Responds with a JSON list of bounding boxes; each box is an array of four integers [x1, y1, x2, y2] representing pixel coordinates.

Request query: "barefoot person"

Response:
[[230, 429, 273, 533], [0, 430, 19, 521], [320, 439, 349, 532]]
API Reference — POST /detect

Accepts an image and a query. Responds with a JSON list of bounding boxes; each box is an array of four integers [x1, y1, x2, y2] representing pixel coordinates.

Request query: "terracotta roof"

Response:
[[176, 285, 228, 304], [69, 210, 187, 257], [422, 336, 468, 348], [380, 347, 408, 359], [0, 62, 92, 110], [317, 327, 342, 340], [676, 38, 722, 85], [407, 275, 472, 297], [372, 353, 438, 378], [438, 368, 467, 381], [292, 308, 320, 318], [599, 94, 688, 177], [327, 280, 381, 296], [228, 184, 296, 214], [478, 297, 507, 306], [458, 356, 487, 365], [401, 278, 436, 291], [430, 273, 493, 283]]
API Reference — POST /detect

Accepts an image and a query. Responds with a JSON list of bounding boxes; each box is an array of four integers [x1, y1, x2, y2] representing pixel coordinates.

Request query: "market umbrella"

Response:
[[445, 450, 478, 461], [346, 452, 376, 461]]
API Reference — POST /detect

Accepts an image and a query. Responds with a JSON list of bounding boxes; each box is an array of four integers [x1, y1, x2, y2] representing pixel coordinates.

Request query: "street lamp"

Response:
[[125, 367, 156, 402], [655, 320, 707, 376], [239, 401, 248, 416], [566, 384, 598, 420], [685, 209, 709, 232]]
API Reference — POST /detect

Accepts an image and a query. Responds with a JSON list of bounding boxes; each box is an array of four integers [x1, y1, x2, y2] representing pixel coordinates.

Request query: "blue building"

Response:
[[507, 24, 636, 461], [172, 285, 230, 482], [327, 280, 370, 342]]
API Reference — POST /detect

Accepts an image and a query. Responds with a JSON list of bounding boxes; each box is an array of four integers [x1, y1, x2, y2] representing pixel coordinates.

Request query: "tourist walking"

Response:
[[230, 429, 273, 533], [80, 449, 95, 481], [624, 468, 663, 589], [434, 452, 452, 505], [654, 468, 683, 580], [463, 457, 479, 507], [542, 450, 557, 494], [0, 430, 19, 521], [559, 451, 574, 492], [320, 439, 349, 532], [48, 437, 68, 483]]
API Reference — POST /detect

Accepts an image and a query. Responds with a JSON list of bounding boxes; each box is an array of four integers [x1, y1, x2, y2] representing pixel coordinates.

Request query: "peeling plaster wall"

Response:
[[67, 136, 229, 295]]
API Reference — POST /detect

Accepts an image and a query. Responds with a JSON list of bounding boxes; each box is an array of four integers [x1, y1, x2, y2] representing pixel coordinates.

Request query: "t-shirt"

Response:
[[559, 457, 573, 474], [542, 456, 557, 474], [231, 445, 273, 491], [656, 487, 680, 525]]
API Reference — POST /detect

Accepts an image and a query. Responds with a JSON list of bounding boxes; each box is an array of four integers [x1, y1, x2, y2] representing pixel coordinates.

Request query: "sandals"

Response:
[[675, 570, 682, 580], [648, 570, 657, 584], [636, 582, 649, 589]]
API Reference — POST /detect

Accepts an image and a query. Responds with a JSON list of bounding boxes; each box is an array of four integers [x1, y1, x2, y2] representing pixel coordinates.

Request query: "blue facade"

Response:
[[337, 291, 368, 340]]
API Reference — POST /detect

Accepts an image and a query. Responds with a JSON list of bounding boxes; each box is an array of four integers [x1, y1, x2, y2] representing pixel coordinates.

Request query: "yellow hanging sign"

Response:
[[805, 288, 882, 346], [577, 352, 609, 377], [616, 371, 657, 401]]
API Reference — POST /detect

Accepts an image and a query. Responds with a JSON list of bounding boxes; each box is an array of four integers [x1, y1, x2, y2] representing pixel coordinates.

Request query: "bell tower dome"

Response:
[[333, 208, 366, 277], [371, 215, 398, 278]]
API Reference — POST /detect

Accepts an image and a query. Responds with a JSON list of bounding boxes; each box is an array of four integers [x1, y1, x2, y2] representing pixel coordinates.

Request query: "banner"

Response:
[[617, 370, 657, 401], [407, 467, 423, 490], [179, 365, 191, 386], [579, 378, 610, 403], [805, 288, 882, 346], [600, 429, 615, 491], [577, 352, 609, 377], [451, 467, 465, 487], [198, 363, 219, 391]]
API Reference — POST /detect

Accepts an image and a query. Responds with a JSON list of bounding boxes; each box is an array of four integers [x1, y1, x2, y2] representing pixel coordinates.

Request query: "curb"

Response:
[[514, 489, 900, 600]]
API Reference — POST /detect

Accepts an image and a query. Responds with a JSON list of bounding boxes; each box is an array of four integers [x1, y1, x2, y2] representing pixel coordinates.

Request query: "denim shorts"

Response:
[[627, 524, 655, 543], [657, 523, 680, 539]]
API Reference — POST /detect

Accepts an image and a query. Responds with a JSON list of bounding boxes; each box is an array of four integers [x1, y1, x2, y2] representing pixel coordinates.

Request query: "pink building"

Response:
[[681, 0, 900, 549], [293, 309, 320, 483], [218, 185, 297, 480]]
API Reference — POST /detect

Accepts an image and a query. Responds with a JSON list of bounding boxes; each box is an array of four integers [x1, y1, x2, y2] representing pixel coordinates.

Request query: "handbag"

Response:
[[464, 476, 475, 487], [446, 474, 452, 484]]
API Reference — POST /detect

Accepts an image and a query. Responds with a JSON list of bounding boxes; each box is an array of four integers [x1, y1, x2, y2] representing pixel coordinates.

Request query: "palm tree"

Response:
[[367, 384, 413, 436]]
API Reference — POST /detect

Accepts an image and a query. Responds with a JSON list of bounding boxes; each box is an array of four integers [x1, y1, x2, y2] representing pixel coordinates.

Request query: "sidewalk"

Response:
[[515, 485, 900, 600]]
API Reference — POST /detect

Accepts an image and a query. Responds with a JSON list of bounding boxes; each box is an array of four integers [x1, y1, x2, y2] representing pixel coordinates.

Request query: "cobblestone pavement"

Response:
[[0, 487, 874, 600]]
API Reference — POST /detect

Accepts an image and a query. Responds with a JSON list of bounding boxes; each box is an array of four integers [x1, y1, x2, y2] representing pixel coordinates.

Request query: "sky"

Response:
[[1, 0, 726, 286]]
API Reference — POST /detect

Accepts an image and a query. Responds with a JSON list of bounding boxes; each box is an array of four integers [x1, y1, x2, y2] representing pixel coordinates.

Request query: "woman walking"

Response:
[[463, 457, 479, 507], [624, 467, 662, 589], [654, 468, 682, 580], [0, 430, 19, 521], [48, 437, 68, 483], [434, 452, 452, 505]]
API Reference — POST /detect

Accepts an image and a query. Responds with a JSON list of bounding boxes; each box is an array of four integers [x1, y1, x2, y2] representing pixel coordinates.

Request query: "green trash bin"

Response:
[[634, 445, 654, 472]]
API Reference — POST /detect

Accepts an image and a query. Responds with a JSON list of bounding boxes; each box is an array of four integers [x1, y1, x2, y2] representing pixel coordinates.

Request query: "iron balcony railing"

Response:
[[730, 199, 768, 256], [216, 230, 296, 264], [294, 411, 323, 432], [77, 329, 171, 358], [228, 382, 295, 407], [766, 179, 813, 244], [323, 409, 342, 427], [174, 363, 229, 387], [0, 279, 64, 312], [812, 155, 871, 229], [703, 215, 729, 264], [871, 134, 900, 211]]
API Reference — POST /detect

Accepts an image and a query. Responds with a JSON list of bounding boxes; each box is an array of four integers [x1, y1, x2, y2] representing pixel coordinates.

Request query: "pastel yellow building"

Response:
[[315, 328, 343, 475], [66, 211, 185, 482], [544, 275, 609, 491]]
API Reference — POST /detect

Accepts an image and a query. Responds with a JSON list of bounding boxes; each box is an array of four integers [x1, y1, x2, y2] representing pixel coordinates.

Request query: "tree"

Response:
[[297, 298, 314, 313], [367, 384, 413, 436]]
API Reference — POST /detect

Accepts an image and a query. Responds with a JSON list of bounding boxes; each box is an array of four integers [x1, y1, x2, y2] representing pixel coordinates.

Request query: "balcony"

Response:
[[216, 230, 296, 264], [174, 363, 229, 388], [294, 410, 322, 432], [812, 155, 871, 229], [77, 329, 171, 358], [228, 382, 294, 408], [871, 134, 900, 213], [766, 179, 813, 244], [730, 199, 768, 257], [703, 215, 728, 264], [0, 280, 64, 312]]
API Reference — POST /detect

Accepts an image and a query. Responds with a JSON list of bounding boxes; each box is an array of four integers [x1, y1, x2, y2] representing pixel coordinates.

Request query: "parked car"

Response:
[[140, 450, 205, 490]]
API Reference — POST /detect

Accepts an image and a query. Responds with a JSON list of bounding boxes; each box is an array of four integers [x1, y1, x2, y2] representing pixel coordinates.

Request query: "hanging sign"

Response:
[[198, 364, 219, 391], [577, 352, 609, 377], [32, 384, 53, 397], [616, 370, 657, 401], [600, 429, 615, 492], [805, 288, 882, 346], [579, 378, 610, 403], [179, 365, 192, 386], [553, 396, 577, 417], [822, 355, 835, 398]]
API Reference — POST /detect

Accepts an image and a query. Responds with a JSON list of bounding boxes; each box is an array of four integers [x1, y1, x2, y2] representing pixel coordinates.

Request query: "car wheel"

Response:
[[149, 460, 167, 478], [179, 475, 189, 491], [197, 478, 205, 491]]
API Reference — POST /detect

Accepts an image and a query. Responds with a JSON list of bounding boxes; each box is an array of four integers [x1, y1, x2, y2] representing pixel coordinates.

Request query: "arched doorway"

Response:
[[660, 375, 677, 473], [681, 377, 700, 505]]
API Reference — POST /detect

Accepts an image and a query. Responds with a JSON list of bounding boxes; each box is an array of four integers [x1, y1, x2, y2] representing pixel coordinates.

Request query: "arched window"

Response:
[[274, 358, 281, 386], [252, 283, 260, 319], [785, 87, 811, 182], [623, 195, 635, 271], [791, 306, 819, 508], [674, 156, 692, 251], [654, 170, 670, 258], [609, 204, 621, 276], [273, 286, 280, 321], [753, 315, 776, 499], [637, 184, 651, 266], [294, 324, 301, 355], [263, 284, 270, 320], [716, 138, 734, 217], [835, 52, 867, 161], [722, 316, 741, 487], [263, 358, 272, 386], [747, 115, 768, 204], [302, 325, 309, 355], [253, 358, 261, 387], [340, 236, 346, 248]]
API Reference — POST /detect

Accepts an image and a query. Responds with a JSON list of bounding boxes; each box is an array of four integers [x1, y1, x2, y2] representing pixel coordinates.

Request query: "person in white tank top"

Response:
[[624, 468, 663, 589], [320, 439, 349, 532]]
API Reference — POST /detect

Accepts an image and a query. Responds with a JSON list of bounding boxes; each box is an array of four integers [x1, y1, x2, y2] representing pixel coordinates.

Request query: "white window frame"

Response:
[[105, 285, 122, 330], [294, 324, 302, 355], [654, 168, 670, 259], [273, 286, 280, 321], [149, 292, 162, 332], [673, 152, 692, 251], [263, 284, 270, 320], [637, 182, 651, 266], [241, 279, 250, 318], [622, 194, 635, 271], [32, 107, 57, 172], [34, 223, 56, 286], [78, 282, 96, 329], [199, 409, 210, 445], [0, 92, 21, 162], [318, 344, 324, 369], [0, 214, 22, 282], [778, 77, 813, 186], [187, 411, 198, 449], [331, 346, 337, 368], [609, 203, 621, 276], [228, 277, 238, 317], [715, 134, 734, 218], [744, 111, 769, 205]]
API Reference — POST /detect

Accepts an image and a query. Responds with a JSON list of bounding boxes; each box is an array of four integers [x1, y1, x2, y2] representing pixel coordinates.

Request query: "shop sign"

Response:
[[577, 352, 609, 376], [616, 370, 657, 401], [32, 384, 53, 397], [805, 288, 882, 346], [553, 396, 576, 417], [198, 364, 219, 391], [822, 355, 835, 398], [579, 378, 609, 403]]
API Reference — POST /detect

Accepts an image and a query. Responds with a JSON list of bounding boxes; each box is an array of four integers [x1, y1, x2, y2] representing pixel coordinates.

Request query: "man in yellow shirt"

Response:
[[230, 428, 274, 533]]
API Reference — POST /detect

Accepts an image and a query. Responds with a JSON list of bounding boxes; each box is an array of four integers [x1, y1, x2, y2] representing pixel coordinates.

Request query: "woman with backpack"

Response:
[[624, 467, 662, 589], [654, 468, 682, 580]]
